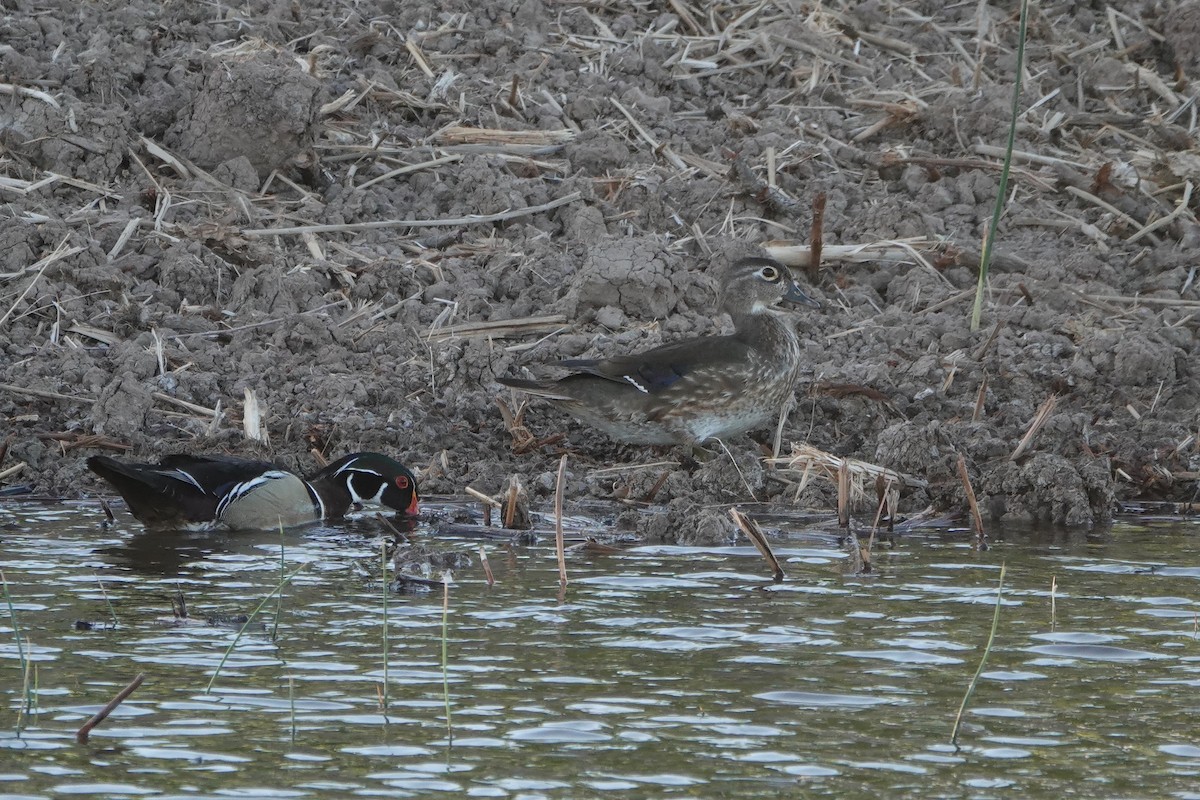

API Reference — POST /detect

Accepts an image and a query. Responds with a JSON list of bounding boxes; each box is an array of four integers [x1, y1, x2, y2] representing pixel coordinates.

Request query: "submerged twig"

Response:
[[76, 673, 146, 743]]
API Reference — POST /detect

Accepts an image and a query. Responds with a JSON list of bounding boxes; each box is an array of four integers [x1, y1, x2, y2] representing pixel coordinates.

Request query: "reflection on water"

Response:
[[1, 500, 1199, 798]]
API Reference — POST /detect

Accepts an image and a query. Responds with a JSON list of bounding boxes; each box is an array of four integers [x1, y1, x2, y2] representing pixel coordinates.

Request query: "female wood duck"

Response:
[[87, 452, 419, 531], [498, 257, 820, 445]]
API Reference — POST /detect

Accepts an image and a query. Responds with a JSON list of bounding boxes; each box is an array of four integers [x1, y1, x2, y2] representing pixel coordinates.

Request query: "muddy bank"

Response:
[[2, 1, 1198, 539]]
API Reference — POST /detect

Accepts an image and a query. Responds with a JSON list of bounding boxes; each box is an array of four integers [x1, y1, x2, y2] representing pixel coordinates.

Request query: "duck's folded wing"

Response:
[[157, 454, 277, 491], [555, 336, 751, 395]]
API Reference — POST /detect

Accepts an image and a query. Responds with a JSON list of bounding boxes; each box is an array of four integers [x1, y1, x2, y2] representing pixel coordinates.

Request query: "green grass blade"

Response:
[[271, 522, 285, 641], [381, 539, 390, 715], [971, 0, 1030, 331], [1, 571, 27, 670], [951, 563, 1007, 746], [441, 574, 452, 741], [204, 563, 307, 694]]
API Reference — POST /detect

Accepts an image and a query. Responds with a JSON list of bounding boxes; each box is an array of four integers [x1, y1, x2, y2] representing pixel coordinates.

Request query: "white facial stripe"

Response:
[[344, 469, 388, 504], [335, 461, 381, 478]]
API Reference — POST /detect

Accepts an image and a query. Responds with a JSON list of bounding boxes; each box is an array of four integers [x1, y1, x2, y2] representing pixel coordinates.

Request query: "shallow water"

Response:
[[1, 501, 1199, 799]]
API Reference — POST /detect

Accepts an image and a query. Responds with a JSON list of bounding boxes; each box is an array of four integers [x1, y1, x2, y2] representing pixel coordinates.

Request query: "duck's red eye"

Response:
[[395, 476, 409, 489]]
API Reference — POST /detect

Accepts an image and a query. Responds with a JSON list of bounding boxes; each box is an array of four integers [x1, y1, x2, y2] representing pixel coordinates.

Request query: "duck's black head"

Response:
[[313, 452, 420, 516]]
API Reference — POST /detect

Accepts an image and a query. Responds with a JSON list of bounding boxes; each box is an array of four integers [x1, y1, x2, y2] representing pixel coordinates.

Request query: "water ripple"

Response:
[[755, 691, 895, 708], [1025, 644, 1171, 662]]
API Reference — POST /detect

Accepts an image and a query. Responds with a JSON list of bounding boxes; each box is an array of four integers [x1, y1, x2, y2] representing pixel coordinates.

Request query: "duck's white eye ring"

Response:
[[759, 265, 780, 281]]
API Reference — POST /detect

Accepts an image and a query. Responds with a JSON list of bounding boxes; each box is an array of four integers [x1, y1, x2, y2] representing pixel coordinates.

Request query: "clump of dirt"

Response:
[[2, 1, 1199, 543]]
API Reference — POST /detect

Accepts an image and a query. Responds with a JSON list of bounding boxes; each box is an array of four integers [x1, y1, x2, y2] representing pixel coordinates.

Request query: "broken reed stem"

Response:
[[381, 539, 390, 713], [241, 191, 582, 237], [205, 564, 306, 693], [808, 191, 827, 285], [504, 477, 520, 529], [837, 459, 851, 528], [951, 563, 1007, 747], [729, 508, 785, 582], [0, 382, 93, 404], [441, 574, 453, 741], [1, 238, 83, 328], [76, 673, 146, 743], [970, 0, 1029, 332], [373, 512, 411, 544], [863, 490, 892, 572], [955, 455, 987, 550], [464, 486, 502, 507], [554, 454, 568, 588], [1011, 394, 1058, 461], [973, 374, 988, 421], [479, 546, 495, 586], [0, 461, 27, 482], [771, 395, 793, 459]]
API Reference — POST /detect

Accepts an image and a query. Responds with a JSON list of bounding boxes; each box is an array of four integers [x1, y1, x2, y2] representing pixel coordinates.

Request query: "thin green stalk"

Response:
[[381, 540, 390, 714], [951, 563, 1007, 746], [204, 564, 306, 693], [971, 0, 1030, 331], [3, 571, 34, 729], [441, 574, 452, 741], [31, 661, 38, 722], [16, 639, 33, 731], [1, 571, 27, 670], [271, 522, 285, 641], [98, 580, 119, 629], [289, 675, 296, 745]]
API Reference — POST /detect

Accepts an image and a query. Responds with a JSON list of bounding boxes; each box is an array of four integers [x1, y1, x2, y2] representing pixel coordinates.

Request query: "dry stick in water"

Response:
[[464, 486, 499, 528], [837, 459, 851, 528], [554, 455, 568, 588], [76, 673, 146, 743], [729, 509, 785, 582], [504, 476, 521, 529], [956, 455, 988, 551], [479, 547, 496, 587], [951, 563, 1007, 747]]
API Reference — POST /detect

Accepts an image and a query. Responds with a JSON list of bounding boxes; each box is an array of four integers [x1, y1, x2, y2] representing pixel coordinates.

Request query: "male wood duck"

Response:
[[86, 452, 419, 531], [498, 256, 820, 445]]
